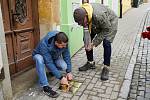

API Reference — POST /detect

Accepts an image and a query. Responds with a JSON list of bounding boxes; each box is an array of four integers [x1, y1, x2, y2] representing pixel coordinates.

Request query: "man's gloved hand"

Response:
[[60, 77, 69, 85], [66, 73, 73, 81]]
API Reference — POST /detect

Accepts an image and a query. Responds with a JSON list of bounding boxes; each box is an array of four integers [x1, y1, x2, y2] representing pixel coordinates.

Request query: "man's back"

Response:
[[91, 3, 117, 21]]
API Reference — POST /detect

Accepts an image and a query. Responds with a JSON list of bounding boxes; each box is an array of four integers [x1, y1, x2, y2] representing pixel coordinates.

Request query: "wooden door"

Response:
[[1, 0, 40, 76]]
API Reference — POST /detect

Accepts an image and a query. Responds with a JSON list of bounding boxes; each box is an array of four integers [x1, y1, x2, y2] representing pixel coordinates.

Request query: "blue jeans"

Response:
[[103, 39, 111, 66], [33, 54, 67, 87]]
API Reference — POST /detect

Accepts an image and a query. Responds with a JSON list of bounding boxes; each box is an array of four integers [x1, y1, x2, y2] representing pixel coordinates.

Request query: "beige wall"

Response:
[[122, 0, 132, 14], [38, 0, 60, 38]]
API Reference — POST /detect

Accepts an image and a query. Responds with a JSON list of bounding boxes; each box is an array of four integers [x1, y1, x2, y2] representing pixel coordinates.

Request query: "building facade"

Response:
[[122, 0, 132, 14]]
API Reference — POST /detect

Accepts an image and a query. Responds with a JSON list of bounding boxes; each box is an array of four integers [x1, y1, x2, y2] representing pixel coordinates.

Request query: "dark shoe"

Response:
[[79, 61, 95, 71], [43, 86, 59, 98], [101, 67, 109, 81]]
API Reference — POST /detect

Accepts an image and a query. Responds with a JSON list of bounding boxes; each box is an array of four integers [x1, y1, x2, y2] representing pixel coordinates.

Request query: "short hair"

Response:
[[73, 7, 87, 23], [54, 32, 68, 44]]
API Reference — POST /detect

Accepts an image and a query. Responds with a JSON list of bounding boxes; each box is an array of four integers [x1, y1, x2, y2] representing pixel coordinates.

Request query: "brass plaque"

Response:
[[59, 80, 82, 94]]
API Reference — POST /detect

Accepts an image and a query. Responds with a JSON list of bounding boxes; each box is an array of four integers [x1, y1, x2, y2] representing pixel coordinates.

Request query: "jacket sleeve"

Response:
[[39, 43, 62, 79], [83, 27, 92, 48], [62, 48, 72, 73]]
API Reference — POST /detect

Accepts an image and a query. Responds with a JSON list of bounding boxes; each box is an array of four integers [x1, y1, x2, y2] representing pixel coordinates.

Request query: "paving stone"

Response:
[[145, 93, 150, 98], [91, 77, 98, 84], [110, 81, 120, 85], [146, 88, 150, 93], [103, 83, 114, 88], [130, 89, 137, 94], [75, 91, 82, 96], [61, 93, 73, 98], [71, 96, 79, 100], [79, 94, 88, 100], [95, 81, 102, 88], [56, 96, 64, 100], [110, 92, 118, 99], [117, 98, 126, 100], [129, 93, 137, 99], [88, 95, 100, 100], [137, 96, 145, 100], [105, 87, 113, 95], [113, 85, 120, 92], [98, 94, 110, 99], [83, 90, 90, 94], [92, 88, 105, 93], [89, 91, 97, 95], [138, 86, 145, 91], [101, 98, 110, 100], [87, 83, 94, 90], [100, 86, 107, 90], [78, 85, 87, 92]]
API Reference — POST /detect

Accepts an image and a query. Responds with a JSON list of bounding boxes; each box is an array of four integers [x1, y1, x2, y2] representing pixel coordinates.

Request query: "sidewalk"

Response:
[[14, 2, 150, 100]]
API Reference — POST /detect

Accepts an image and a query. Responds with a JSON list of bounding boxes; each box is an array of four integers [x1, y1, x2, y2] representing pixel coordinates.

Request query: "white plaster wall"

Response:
[[103, 0, 109, 6], [112, 0, 119, 16]]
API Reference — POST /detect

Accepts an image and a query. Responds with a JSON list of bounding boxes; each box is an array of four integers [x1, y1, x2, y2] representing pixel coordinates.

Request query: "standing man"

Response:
[[32, 31, 73, 98], [73, 3, 118, 80]]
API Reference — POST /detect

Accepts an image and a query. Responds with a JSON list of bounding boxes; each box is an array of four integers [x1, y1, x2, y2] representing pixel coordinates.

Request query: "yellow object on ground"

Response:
[[59, 80, 82, 94]]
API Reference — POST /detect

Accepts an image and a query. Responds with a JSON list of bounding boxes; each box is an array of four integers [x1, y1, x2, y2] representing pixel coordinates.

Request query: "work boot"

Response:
[[79, 61, 95, 71], [101, 66, 109, 81]]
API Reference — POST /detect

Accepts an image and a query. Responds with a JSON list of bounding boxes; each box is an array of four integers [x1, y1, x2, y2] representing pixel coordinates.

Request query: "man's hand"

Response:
[[66, 73, 73, 81], [60, 77, 69, 85], [85, 43, 95, 51]]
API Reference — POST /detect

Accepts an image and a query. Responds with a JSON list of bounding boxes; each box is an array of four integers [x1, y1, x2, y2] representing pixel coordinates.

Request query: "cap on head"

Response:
[[73, 7, 86, 24]]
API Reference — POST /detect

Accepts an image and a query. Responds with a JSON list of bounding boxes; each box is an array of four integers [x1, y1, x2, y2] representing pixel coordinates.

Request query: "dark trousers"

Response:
[[86, 34, 111, 66]]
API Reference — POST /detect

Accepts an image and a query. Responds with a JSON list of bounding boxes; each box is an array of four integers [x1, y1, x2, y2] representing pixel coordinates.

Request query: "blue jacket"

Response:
[[32, 31, 72, 79]]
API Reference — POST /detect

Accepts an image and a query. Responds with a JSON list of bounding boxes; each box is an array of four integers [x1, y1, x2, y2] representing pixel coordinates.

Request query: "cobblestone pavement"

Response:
[[128, 10, 150, 100], [14, 3, 150, 100]]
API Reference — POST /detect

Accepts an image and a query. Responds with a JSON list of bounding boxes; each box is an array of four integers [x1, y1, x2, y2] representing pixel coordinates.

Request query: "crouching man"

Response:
[[32, 31, 73, 98]]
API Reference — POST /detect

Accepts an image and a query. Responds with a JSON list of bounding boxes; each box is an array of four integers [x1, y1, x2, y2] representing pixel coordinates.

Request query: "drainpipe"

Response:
[[0, 2, 13, 100], [101, 0, 103, 4], [120, 0, 122, 18]]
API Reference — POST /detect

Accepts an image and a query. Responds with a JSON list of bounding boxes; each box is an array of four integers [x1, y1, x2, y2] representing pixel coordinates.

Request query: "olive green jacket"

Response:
[[90, 3, 118, 46]]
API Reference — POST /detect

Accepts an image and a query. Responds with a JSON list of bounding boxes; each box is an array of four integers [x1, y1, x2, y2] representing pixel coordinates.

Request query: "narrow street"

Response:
[[13, 2, 150, 100]]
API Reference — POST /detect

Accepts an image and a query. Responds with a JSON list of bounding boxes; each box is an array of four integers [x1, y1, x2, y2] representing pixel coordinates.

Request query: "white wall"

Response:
[[112, 0, 119, 16], [103, 0, 109, 6], [89, 0, 96, 3]]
